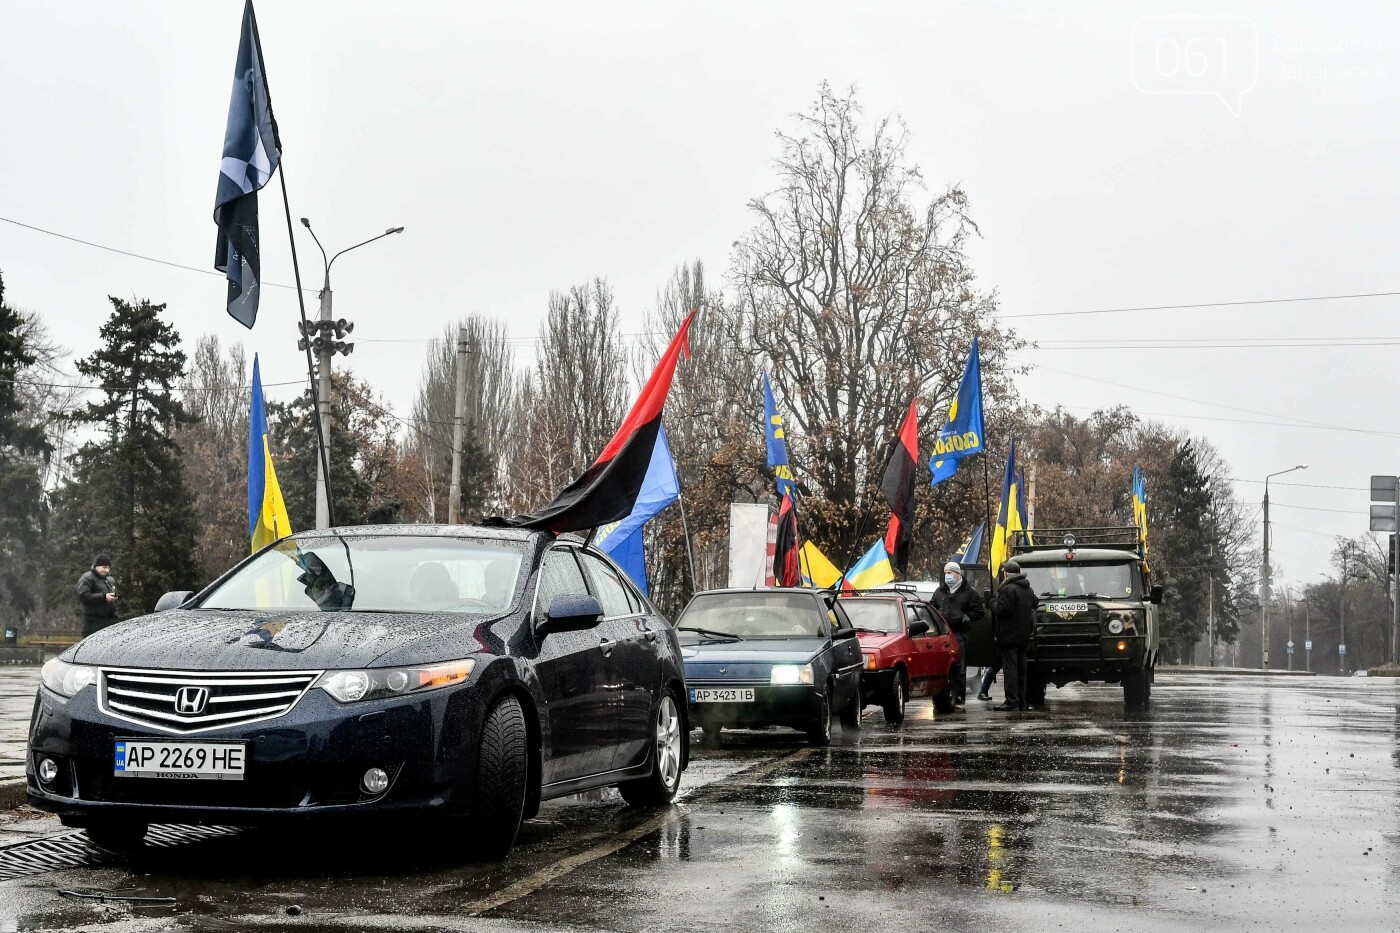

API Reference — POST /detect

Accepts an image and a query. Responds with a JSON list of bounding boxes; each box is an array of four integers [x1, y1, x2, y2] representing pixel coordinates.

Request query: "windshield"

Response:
[[840, 598, 903, 633], [199, 535, 526, 614], [1022, 562, 1136, 600], [677, 592, 829, 640]]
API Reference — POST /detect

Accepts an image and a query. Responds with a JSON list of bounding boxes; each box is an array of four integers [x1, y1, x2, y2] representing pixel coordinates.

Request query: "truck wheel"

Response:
[[85, 818, 148, 852], [1122, 667, 1148, 708], [883, 670, 908, 725], [807, 688, 832, 746], [933, 674, 957, 714], [619, 690, 684, 806], [471, 695, 529, 859]]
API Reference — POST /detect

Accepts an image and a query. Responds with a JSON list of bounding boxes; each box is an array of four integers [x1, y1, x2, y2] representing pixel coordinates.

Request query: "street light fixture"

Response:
[[297, 219, 405, 530], [1261, 464, 1308, 669]]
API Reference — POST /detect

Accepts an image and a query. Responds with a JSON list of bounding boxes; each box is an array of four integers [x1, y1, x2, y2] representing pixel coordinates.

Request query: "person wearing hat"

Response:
[[76, 555, 118, 637], [930, 560, 983, 707], [989, 559, 1038, 711]]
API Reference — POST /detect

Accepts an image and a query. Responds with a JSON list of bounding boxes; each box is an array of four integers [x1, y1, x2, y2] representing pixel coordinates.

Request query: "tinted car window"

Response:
[[535, 548, 590, 616], [200, 535, 525, 614], [580, 553, 636, 618]]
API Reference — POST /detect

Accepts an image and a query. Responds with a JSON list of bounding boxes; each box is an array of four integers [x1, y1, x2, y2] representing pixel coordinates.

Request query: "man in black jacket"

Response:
[[930, 561, 983, 706], [76, 555, 118, 637], [990, 560, 1037, 711]]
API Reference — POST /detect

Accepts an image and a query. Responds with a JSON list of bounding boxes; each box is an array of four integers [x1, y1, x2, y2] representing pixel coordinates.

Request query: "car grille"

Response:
[[100, 668, 320, 734], [1033, 614, 1102, 661]]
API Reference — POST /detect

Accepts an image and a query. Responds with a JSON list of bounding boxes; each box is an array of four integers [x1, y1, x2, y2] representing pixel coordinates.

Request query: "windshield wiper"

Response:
[[677, 626, 743, 641], [853, 626, 883, 634]]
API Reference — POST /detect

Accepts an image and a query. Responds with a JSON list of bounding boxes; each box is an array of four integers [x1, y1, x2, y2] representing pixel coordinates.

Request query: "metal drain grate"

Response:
[[0, 824, 238, 881]]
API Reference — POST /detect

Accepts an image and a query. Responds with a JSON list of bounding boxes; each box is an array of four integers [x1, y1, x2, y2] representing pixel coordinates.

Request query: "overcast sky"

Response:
[[2, 0, 1397, 589]]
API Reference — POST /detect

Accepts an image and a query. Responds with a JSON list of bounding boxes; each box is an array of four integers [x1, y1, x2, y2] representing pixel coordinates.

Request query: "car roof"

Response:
[[1015, 548, 1141, 564], [291, 523, 543, 544], [691, 587, 827, 599]]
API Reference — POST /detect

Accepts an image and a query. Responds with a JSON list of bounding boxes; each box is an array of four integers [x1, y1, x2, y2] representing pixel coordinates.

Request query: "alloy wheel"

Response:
[[656, 695, 682, 790]]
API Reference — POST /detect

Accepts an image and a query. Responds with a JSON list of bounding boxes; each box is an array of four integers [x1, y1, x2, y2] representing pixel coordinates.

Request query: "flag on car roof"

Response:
[[881, 397, 920, 577], [1133, 465, 1149, 568], [929, 337, 985, 485], [772, 494, 802, 587], [594, 426, 680, 595], [511, 311, 696, 533], [214, 1, 281, 329], [763, 373, 797, 500], [843, 539, 896, 591], [248, 355, 291, 552], [800, 541, 843, 589]]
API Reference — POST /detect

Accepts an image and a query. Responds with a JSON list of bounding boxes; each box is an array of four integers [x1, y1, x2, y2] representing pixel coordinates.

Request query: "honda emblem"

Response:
[[174, 686, 209, 715]]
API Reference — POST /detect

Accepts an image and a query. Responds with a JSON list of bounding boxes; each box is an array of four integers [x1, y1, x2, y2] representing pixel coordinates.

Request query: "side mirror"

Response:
[[834, 626, 858, 640], [907, 620, 930, 637], [1149, 584, 1164, 605], [539, 595, 603, 635], [154, 591, 194, 612]]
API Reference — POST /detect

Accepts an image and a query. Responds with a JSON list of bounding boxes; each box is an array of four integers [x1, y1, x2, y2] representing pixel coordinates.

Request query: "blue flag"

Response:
[[214, 1, 281, 329], [955, 521, 986, 564], [763, 374, 797, 499], [595, 426, 680, 593], [929, 336, 985, 485]]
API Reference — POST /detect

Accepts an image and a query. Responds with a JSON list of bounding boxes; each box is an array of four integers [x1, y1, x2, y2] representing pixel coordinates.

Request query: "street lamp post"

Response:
[[1262, 464, 1308, 669], [298, 220, 404, 530]]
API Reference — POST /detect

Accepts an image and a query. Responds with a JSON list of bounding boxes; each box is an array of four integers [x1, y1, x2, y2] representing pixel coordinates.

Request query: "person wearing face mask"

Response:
[[930, 560, 982, 708]]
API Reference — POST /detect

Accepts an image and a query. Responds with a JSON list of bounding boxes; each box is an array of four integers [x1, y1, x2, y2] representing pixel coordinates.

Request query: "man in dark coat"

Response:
[[930, 561, 983, 706], [76, 554, 118, 637], [989, 560, 1037, 711]]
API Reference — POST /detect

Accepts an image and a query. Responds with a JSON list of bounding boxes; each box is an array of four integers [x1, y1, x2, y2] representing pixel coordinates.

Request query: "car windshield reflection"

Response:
[[677, 592, 829, 641], [1023, 562, 1135, 600], [199, 535, 526, 615], [840, 598, 903, 633]]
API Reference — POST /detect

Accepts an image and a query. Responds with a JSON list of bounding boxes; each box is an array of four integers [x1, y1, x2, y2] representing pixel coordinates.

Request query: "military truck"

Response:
[[967, 527, 1162, 707]]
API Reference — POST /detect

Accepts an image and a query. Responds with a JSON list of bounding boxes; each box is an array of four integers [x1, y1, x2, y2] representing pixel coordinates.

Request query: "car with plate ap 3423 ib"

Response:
[[26, 525, 688, 857]]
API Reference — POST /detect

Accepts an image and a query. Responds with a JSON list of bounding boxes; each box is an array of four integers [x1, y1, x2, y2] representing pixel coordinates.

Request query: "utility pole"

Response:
[[1284, 588, 1294, 672], [447, 326, 469, 524], [1262, 465, 1309, 669], [1339, 543, 1350, 675], [1305, 599, 1312, 673], [1391, 534, 1399, 665], [1026, 463, 1037, 531]]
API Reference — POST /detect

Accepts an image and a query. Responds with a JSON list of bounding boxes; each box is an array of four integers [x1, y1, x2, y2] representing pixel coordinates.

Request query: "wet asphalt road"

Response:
[[2, 672, 1398, 932]]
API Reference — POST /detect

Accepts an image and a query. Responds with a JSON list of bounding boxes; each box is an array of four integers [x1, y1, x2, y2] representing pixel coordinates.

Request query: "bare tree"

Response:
[[175, 335, 250, 575]]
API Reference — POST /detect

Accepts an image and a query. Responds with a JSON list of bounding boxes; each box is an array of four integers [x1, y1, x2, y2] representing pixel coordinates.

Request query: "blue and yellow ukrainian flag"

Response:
[[989, 440, 1025, 578], [1132, 465, 1149, 566], [763, 373, 797, 499], [800, 541, 843, 589], [248, 355, 292, 552], [843, 539, 896, 591]]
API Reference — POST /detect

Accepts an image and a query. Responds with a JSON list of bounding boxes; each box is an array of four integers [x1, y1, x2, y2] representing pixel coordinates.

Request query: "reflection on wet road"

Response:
[[2, 673, 1398, 931]]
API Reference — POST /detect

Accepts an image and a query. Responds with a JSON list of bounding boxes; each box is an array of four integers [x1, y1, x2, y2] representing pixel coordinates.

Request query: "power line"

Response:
[[1232, 478, 1367, 492], [0, 214, 307, 292], [1268, 502, 1366, 516], [1005, 290, 1400, 320], [1021, 340, 1400, 351]]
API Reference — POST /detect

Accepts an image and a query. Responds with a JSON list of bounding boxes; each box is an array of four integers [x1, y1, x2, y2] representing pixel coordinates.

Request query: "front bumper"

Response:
[[686, 683, 823, 730], [25, 680, 485, 826], [1028, 633, 1147, 681]]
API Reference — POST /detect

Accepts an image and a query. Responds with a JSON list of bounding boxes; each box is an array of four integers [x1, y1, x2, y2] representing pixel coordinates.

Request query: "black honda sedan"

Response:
[[678, 588, 863, 745], [27, 526, 688, 857]]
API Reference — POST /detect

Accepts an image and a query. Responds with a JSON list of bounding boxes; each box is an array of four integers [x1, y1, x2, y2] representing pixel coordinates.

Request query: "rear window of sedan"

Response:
[[199, 535, 527, 614], [677, 592, 828, 639]]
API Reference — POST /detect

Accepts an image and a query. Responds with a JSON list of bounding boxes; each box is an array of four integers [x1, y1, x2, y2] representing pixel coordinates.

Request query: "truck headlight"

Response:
[[770, 664, 814, 685], [41, 658, 98, 698], [317, 659, 475, 703], [1107, 619, 1124, 635]]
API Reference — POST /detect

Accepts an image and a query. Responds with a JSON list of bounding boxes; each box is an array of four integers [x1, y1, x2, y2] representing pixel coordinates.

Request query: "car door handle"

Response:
[[598, 637, 614, 656]]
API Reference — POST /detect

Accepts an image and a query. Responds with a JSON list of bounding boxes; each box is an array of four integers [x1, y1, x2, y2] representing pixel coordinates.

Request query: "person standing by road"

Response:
[[990, 560, 1037, 712], [76, 555, 118, 638], [931, 561, 982, 707]]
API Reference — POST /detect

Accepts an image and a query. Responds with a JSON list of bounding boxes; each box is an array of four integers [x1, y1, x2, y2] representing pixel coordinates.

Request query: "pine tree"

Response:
[[0, 270, 49, 620], [1152, 439, 1214, 662], [46, 297, 201, 617]]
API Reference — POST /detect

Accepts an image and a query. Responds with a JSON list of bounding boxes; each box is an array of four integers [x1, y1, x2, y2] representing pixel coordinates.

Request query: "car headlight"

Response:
[[770, 664, 814, 685], [316, 659, 476, 703], [41, 658, 98, 698], [864, 653, 877, 670], [1105, 612, 1137, 636], [1107, 619, 1124, 635]]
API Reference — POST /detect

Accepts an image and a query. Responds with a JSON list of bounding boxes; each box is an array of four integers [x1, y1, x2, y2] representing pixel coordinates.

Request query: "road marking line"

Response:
[[465, 747, 815, 916]]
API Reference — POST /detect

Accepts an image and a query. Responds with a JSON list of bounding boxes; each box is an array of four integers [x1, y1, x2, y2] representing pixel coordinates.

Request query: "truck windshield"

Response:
[[1022, 562, 1135, 600]]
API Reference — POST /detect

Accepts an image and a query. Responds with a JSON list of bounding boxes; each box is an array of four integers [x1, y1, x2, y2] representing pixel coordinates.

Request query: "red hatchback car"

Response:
[[841, 593, 961, 723]]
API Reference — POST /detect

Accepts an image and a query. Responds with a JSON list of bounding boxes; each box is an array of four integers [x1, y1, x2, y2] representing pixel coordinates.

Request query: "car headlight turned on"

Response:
[[316, 659, 476, 703], [40, 658, 98, 698], [770, 664, 814, 685]]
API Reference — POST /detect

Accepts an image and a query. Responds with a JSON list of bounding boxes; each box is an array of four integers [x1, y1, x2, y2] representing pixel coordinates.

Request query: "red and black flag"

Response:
[[511, 311, 697, 533], [881, 397, 920, 577], [773, 493, 802, 587]]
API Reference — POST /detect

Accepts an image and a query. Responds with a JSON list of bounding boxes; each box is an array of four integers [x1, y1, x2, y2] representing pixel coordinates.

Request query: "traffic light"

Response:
[[1389, 534, 1397, 577]]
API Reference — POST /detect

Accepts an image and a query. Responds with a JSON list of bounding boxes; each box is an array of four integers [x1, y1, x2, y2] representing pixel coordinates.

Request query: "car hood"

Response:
[[68, 608, 498, 671], [856, 632, 903, 651], [680, 638, 827, 665]]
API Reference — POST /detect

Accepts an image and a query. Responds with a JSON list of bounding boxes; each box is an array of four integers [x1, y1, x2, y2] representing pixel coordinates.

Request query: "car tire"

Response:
[[619, 690, 684, 806], [1122, 667, 1148, 708], [933, 673, 957, 714], [839, 689, 861, 730], [807, 688, 833, 746], [882, 670, 908, 725], [471, 694, 529, 859], [85, 818, 148, 852]]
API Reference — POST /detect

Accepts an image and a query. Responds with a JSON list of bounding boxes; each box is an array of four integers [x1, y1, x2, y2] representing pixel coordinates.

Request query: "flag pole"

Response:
[[276, 166, 336, 527], [675, 489, 699, 594], [982, 445, 994, 592]]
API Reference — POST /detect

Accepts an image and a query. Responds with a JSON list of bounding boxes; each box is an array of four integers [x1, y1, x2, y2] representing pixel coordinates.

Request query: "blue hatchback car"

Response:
[[677, 589, 863, 745]]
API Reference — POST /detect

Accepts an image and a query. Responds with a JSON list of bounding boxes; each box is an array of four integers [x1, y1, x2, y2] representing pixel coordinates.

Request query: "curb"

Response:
[[1160, 666, 1315, 677], [0, 777, 29, 811]]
